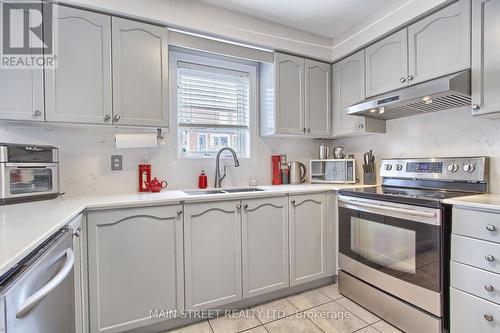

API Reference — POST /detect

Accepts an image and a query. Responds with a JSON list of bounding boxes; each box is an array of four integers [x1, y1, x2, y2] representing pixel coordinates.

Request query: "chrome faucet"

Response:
[[214, 147, 240, 188]]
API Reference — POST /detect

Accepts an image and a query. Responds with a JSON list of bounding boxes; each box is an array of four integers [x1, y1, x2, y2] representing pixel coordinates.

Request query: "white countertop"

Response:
[[0, 183, 370, 278], [444, 194, 500, 212]]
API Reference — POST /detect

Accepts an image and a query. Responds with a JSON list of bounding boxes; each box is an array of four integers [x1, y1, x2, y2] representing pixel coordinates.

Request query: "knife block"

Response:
[[363, 172, 376, 185]]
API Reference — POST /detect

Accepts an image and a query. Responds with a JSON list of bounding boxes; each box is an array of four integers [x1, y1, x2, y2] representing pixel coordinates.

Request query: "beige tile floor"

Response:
[[165, 283, 403, 333]]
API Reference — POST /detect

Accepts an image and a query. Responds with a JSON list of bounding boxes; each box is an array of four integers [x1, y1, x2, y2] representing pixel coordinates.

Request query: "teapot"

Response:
[[144, 177, 168, 193]]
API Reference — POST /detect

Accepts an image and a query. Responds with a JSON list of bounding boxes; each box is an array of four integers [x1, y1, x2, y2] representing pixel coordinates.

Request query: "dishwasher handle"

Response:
[[16, 248, 74, 318]]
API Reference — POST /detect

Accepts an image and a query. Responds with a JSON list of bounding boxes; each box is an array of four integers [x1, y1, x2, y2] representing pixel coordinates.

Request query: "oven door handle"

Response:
[[340, 199, 437, 218], [16, 248, 74, 318], [5, 163, 58, 168]]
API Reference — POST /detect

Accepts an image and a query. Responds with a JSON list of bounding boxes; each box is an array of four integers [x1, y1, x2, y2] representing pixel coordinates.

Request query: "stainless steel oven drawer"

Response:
[[451, 288, 500, 332], [451, 261, 500, 305], [453, 207, 500, 244], [452, 235, 500, 274]]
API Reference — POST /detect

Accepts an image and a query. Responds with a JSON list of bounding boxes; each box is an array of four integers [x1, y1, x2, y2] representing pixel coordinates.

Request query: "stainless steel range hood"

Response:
[[347, 70, 471, 120]]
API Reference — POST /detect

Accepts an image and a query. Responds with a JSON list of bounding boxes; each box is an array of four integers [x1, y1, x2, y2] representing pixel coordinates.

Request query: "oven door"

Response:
[[338, 195, 443, 316], [1, 163, 59, 200]]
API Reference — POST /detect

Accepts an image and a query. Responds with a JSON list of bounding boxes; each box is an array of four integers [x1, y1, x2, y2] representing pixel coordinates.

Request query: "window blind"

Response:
[[177, 61, 250, 129]]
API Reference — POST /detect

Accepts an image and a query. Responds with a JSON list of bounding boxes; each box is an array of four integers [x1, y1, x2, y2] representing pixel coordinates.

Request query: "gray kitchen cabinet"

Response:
[[272, 52, 305, 135], [45, 6, 113, 124], [365, 29, 408, 97], [112, 17, 169, 127], [332, 51, 386, 138], [471, 0, 500, 118], [0, 2, 44, 122], [408, 0, 470, 85], [242, 196, 289, 298], [260, 52, 330, 137], [305, 59, 331, 136], [184, 201, 242, 310], [289, 193, 327, 286], [87, 205, 184, 333], [69, 214, 88, 333]]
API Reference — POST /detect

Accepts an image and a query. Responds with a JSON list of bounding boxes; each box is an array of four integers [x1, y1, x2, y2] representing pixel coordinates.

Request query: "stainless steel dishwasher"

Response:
[[0, 228, 76, 333]]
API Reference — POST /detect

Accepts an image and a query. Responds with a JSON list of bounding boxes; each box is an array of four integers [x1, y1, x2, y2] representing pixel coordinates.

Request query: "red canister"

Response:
[[138, 164, 151, 192], [272, 155, 282, 185], [198, 170, 208, 189]]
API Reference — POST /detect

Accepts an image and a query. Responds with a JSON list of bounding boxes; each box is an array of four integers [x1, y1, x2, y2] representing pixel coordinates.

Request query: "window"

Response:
[[174, 54, 253, 158]]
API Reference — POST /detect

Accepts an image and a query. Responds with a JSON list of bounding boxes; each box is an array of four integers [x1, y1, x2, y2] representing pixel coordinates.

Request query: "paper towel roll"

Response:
[[115, 133, 158, 149]]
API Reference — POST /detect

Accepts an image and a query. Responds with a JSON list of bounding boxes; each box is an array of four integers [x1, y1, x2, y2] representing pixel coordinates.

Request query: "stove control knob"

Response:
[[447, 164, 459, 173], [463, 163, 475, 173], [384, 164, 392, 171], [395, 164, 403, 171]]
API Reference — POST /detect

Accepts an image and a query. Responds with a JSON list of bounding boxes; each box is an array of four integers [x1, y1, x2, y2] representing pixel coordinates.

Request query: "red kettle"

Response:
[[144, 177, 168, 193]]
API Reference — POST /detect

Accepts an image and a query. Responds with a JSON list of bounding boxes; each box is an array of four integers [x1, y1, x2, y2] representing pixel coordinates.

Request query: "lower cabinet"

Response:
[[242, 196, 289, 298], [289, 193, 327, 286], [184, 200, 242, 310], [87, 205, 184, 333]]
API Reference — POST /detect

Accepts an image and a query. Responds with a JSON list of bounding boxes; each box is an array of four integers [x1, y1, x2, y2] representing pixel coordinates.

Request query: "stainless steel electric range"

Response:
[[337, 157, 488, 333]]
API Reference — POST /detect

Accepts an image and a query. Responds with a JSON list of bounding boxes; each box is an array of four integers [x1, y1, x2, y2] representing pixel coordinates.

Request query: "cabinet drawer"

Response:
[[450, 288, 500, 332], [453, 207, 500, 243], [452, 235, 500, 274], [451, 261, 500, 305]]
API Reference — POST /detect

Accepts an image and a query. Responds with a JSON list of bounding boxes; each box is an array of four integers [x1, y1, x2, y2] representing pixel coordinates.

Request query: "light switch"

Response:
[[111, 155, 122, 171]]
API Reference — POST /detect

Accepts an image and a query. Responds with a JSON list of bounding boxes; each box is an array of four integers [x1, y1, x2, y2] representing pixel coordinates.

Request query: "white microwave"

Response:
[[310, 159, 356, 184]]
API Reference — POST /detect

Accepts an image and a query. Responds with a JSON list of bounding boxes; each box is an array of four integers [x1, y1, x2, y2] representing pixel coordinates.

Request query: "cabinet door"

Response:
[[289, 193, 327, 286], [184, 201, 242, 310], [471, 0, 500, 117], [365, 29, 408, 97], [408, 0, 470, 85], [45, 6, 112, 124], [332, 50, 367, 137], [112, 18, 168, 127], [275, 52, 305, 135], [305, 59, 331, 137], [0, 2, 44, 122], [87, 205, 184, 333], [242, 196, 289, 298]]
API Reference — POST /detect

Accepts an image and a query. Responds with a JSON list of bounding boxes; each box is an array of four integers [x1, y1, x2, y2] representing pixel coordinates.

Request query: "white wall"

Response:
[[0, 123, 318, 196], [333, 106, 500, 193]]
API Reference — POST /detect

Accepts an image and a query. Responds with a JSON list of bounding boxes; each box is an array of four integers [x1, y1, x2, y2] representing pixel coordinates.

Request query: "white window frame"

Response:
[[169, 50, 257, 160]]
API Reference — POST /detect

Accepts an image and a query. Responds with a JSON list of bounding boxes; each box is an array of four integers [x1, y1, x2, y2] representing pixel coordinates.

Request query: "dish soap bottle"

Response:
[[198, 170, 208, 189]]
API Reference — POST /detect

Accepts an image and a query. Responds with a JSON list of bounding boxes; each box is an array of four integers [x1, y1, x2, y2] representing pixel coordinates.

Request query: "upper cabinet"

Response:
[[332, 50, 386, 138], [0, 2, 44, 122], [305, 59, 331, 136], [408, 0, 471, 85], [471, 0, 500, 118], [365, 29, 408, 98], [45, 6, 113, 125], [260, 52, 330, 138], [112, 18, 169, 127]]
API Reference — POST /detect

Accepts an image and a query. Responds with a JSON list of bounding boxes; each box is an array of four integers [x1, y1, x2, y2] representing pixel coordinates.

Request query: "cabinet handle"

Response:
[[291, 200, 296, 205], [484, 314, 494, 322], [485, 254, 495, 262], [113, 114, 121, 123], [307, 128, 311, 133], [400, 77, 406, 83], [33, 110, 42, 118], [303, 128, 306, 133], [243, 204, 248, 209], [407, 75, 414, 81], [486, 224, 496, 232], [472, 104, 480, 111], [236, 204, 241, 210], [73, 227, 81, 238], [358, 124, 364, 129], [485, 284, 494, 292], [104, 114, 111, 122], [176, 210, 183, 216]]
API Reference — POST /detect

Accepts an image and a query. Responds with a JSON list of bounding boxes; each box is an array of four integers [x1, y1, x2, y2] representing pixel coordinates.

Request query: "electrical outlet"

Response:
[[111, 155, 122, 171]]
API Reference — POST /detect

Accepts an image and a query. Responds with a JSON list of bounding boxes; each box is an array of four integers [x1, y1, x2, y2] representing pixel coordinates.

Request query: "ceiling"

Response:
[[198, 0, 410, 40]]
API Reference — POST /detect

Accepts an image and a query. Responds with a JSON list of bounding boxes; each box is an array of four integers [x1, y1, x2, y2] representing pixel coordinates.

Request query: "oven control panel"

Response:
[[380, 157, 488, 182]]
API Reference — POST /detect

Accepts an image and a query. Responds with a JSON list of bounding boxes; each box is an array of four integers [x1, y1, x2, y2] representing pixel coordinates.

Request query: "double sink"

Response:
[[183, 187, 266, 196]]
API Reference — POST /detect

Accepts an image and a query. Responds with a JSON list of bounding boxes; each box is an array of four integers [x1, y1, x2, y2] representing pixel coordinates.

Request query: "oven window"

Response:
[[339, 206, 441, 292], [10, 168, 53, 194], [351, 217, 416, 274]]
